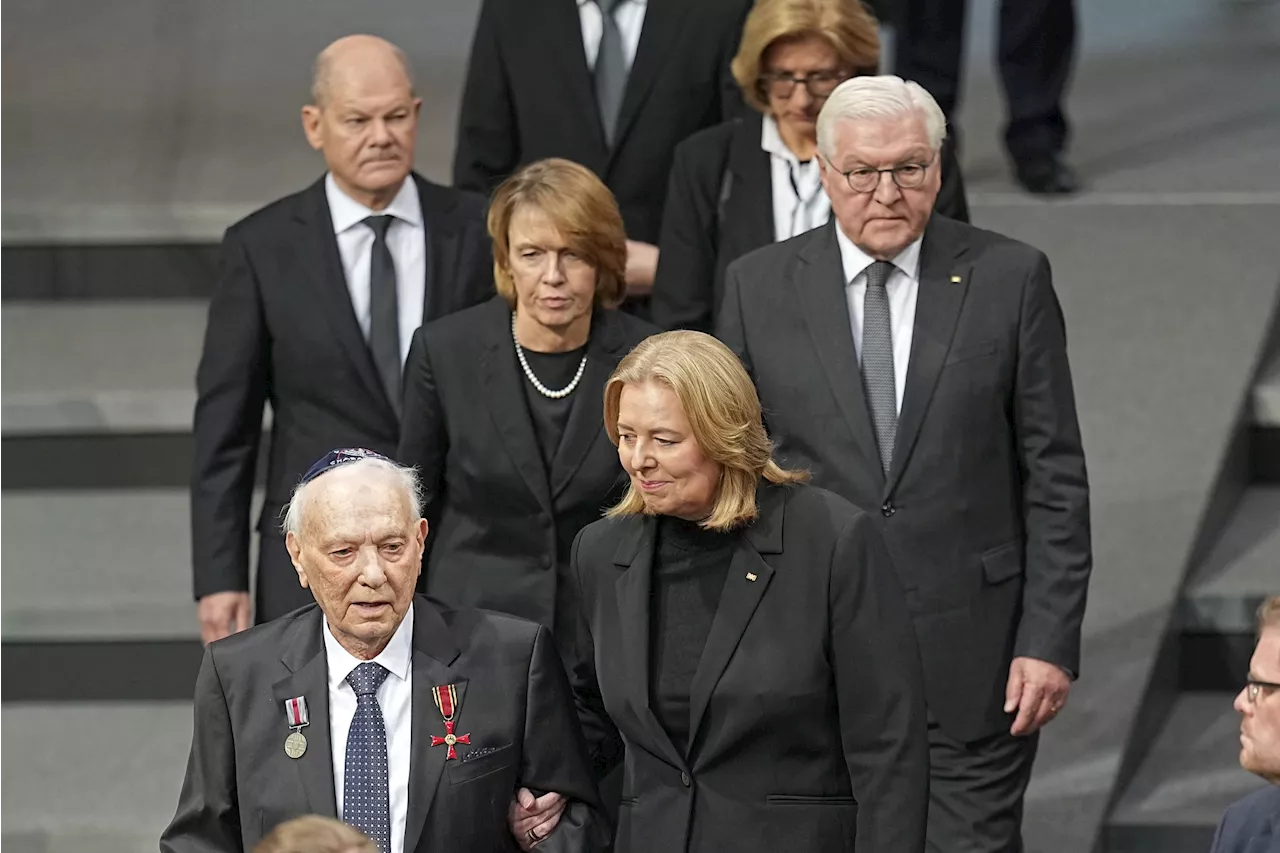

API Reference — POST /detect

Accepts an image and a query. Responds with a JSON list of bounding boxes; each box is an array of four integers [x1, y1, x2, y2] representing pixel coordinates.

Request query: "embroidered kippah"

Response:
[[298, 447, 393, 486]]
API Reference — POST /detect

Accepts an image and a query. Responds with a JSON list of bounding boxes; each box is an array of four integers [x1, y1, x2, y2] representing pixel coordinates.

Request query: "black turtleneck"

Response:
[[649, 514, 738, 756]]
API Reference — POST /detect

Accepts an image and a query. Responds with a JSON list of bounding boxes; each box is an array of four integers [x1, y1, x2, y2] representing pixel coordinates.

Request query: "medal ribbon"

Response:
[[430, 684, 470, 760]]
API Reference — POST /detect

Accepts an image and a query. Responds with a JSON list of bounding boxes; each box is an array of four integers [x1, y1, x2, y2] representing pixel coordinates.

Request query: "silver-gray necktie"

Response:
[[364, 215, 401, 416], [861, 261, 897, 475], [594, 0, 627, 146]]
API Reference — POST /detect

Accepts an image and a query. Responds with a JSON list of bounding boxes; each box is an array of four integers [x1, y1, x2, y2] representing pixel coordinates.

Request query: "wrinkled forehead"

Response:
[[829, 112, 934, 163], [299, 470, 415, 539], [1253, 626, 1280, 679]]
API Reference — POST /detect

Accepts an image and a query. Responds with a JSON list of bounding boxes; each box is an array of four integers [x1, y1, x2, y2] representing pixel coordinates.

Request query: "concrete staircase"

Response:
[[2, 272, 227, 848], [1104, 343, 1280, 851]]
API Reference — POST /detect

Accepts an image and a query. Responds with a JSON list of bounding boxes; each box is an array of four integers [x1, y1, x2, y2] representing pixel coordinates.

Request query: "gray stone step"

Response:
[[1, 702, 193, 852], [1254, 346, 1280, 428], [2, 301, 207, 436], [1178, 486, 1279, 690], [1106, 693, 1268, 853], [1, 488, 265, 701]]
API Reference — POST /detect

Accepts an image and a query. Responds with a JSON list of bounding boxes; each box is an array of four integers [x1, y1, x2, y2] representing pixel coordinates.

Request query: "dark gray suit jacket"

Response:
[[717, 217, 1091, 742], [1211, 786, 1280, 853], [161, 597, 608, 853], [565, 482, 928, 853]]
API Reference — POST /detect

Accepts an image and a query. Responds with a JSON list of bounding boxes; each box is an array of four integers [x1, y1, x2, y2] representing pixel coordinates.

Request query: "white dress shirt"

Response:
[[578, 0, 647, 71], [324, 606, 414, 853], [761, 115, 832, 242], [325, 174, 426, 367], [835, 223, 921, 415]]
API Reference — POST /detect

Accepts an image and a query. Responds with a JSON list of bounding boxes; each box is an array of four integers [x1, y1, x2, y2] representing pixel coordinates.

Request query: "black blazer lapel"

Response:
[[403, 598, 465, 853], [686, 486, 782, 753], [884, 218, 971, 498], [296, 178, 397, 425], [548, 311, 626, 499], [613, 518, 688, 770], [270, 609, 338, 819], [416, 175, 466, 324], [793, 223, 885, 487], [721, 114, 774, 260], [478, 301, 554, 513], [608, 0, 690, 161]]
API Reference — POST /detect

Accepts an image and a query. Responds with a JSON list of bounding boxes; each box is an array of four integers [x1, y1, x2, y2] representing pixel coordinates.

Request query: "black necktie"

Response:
[[364, 215, 401, 415], [594, 0, 627, 146], [861, 261, 897, 475]]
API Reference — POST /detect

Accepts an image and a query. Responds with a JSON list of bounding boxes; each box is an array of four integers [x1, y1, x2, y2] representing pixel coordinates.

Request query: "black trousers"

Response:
[[254, 530, 313, 624], [926, 719, 1039, 853], [894, 0, 1077, 162]]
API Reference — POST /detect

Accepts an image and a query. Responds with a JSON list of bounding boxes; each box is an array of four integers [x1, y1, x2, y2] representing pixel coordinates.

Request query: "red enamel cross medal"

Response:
[[430, 683, 470, 760]]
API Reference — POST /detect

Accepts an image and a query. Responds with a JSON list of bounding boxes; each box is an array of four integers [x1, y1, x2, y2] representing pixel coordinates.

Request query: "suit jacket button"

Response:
[[680, 772, 691, 787], [881, 502, 895, 517]]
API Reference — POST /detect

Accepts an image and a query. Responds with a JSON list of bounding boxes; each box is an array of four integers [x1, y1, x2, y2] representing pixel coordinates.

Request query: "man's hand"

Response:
[[624, 240, 659, 295], [197, 591, 252, 645], [508, 788, 566, 850], [1004, 656, 1071, 736]]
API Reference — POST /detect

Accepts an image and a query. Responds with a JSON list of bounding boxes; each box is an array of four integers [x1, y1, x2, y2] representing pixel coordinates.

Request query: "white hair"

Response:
[[817, 75, 948, 160], [280, 457, 423, 538]]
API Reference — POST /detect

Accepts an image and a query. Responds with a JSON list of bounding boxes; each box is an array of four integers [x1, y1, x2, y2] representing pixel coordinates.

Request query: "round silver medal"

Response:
[[284, 731, 308, 759]]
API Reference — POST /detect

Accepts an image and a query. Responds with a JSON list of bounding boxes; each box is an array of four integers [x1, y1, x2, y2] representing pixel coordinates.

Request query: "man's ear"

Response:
[[301, 105, 325, 152], [285, 531, 310, 589]]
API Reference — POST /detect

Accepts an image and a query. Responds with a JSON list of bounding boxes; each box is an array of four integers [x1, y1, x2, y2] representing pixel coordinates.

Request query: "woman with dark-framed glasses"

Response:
[[652, 0, 969, 333]]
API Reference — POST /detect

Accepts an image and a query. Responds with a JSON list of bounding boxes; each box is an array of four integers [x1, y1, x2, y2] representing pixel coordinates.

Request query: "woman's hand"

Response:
[[508, 787, 566, 850], [625, 240, 659, 295]]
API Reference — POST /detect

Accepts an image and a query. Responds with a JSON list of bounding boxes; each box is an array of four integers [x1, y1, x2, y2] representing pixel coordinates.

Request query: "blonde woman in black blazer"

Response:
[[557, 331, 928, 853]]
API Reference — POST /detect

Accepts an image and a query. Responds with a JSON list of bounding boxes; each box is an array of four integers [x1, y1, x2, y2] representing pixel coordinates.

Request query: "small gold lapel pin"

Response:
[[745, 572, 758, 582], [950, 275, 962, 284]]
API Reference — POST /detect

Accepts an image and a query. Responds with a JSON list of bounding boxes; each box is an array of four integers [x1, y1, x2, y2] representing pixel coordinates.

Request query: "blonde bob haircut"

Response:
[[254, 815, 377, 853], [731, 0, 881, 114], [487, 158, 628, 310], [604, 331, 807, 530]]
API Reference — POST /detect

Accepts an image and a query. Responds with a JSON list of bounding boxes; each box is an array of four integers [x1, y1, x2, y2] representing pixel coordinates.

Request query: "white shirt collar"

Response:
[[761, 114, 808, 166], [324, 173, 422, 235], [578, 0, 647, 7], [833, 220, 924, 285], [323, 601, 415, 689]]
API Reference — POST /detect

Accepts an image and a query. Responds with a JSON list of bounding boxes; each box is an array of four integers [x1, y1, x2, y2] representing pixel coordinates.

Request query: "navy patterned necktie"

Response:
[[344, 661, 391, 853], [861, 261, 898, 475]]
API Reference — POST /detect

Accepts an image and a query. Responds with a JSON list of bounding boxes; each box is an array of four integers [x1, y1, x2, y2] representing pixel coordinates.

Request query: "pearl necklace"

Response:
[[511, 314, 588, 399]]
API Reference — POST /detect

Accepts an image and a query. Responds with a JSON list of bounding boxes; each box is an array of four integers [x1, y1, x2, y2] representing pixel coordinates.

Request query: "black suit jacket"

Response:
[[397, 297, 657, 636], [565, 482, 928, 853], [1210, 785, 1280, 853], [452, 0, 753, 244], [191, 174, 492, 602], [717, 217, 1092, 742], [652, 113, 971, 332], [161, 597, 608, 852]]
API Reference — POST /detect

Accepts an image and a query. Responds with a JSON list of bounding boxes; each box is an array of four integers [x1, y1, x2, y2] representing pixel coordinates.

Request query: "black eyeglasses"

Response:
[[830, 156, 937, 193], [758, 70, 848, 99], [1246, 679, 1280, 703]]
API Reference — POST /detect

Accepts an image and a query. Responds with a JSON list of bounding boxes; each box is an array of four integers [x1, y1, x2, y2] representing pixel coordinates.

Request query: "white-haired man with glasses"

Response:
[[1211, 595, 1280, 853], [718, 74, 1091, 852]]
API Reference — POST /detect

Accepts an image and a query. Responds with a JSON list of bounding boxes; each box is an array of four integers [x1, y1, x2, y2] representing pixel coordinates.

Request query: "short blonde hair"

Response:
[[254, 816, 376, 853], [1258, 596, 1280, 637], [731, 0, 881, 114], [487, 158, 627, 310], [604, 331, 807, 530]]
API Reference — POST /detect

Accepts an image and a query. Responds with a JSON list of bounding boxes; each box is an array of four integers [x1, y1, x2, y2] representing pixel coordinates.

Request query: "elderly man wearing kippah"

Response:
[[164, 449, 607, 853]]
